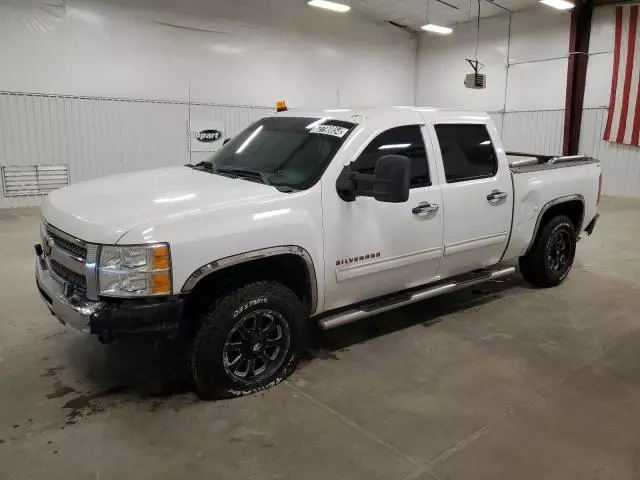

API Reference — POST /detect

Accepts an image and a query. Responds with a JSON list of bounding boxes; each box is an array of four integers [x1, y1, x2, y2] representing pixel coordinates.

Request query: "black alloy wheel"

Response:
[[519, 214, 577, 288], [546, 229, 573, 274], [190, 280, 306, 399], [222, 309, 291, 383]]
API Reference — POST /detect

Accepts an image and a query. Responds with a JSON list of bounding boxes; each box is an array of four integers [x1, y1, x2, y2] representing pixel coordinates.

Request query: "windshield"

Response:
[[200, 116, 356, 191]]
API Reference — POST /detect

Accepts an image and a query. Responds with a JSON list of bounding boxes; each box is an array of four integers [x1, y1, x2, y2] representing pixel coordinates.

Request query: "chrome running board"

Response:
[[318, 266, 516, 330]]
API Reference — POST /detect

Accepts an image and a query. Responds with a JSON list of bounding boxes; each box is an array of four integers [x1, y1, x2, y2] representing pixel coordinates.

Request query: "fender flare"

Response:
[[525, 194, 585, 254], [180, 246, 318, 315]]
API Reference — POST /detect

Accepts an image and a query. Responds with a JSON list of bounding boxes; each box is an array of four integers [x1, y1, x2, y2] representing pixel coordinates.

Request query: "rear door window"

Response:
[[434, 124, 498, 183]]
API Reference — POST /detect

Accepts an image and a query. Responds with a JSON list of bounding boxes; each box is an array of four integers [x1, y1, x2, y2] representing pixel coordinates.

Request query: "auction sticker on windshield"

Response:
[[310, 124, 349, 138]]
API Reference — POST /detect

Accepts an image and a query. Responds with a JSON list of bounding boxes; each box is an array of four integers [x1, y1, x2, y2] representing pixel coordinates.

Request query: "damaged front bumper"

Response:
[[35, 252, 183, 338]]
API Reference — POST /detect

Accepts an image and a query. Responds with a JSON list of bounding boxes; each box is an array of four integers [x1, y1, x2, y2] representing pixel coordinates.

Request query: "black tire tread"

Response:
[[519, 214, 576, 288], [190, 280, 306, 400]]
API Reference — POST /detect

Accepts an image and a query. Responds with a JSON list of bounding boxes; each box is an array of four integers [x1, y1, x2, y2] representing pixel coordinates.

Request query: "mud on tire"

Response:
[[189, 280, 307, 400]]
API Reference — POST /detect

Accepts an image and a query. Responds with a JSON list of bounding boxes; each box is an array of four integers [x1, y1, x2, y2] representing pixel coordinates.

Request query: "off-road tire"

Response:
[[519, 214, 577, 288], [189, 280, 306, 400]]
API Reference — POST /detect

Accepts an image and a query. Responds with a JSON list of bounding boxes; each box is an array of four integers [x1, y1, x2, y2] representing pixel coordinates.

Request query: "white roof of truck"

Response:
[[277, 106, 491, 125]]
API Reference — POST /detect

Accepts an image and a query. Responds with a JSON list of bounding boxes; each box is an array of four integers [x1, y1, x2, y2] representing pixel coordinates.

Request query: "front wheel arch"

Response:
[[181, 248, 317, 330]]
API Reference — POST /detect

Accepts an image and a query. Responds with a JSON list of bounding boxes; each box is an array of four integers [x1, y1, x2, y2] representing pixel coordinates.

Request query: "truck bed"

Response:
[[502, 152, 601, 261]]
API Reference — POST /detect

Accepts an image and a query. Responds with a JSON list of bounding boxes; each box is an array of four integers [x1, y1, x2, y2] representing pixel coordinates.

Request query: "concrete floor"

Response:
[[1, 197, 640, 480]]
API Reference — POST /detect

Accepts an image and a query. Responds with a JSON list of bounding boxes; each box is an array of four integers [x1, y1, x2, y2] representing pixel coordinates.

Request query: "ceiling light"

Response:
[[308, 0, 351, 13], [421, 24, 453, 35], [539, 0, 574, 10]]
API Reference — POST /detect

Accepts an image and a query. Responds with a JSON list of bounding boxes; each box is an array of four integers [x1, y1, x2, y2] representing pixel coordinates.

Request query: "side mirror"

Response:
[[373, 155, 410, 203], [223, 138, 231, 145], [336, 155, 410, 203]]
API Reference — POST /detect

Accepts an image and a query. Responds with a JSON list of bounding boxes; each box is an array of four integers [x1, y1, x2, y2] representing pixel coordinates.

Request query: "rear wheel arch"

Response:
[[526, 195, 584, 254]]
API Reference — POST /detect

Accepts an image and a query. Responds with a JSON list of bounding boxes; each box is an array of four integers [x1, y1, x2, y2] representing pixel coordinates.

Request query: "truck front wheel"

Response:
[[189, 280, 307, 400], [519, 214, 577, 288]]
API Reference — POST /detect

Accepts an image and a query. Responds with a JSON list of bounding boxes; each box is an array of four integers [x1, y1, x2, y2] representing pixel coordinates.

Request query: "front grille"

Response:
[[47, 227, 87, 260], [50, 259, 87, 289]]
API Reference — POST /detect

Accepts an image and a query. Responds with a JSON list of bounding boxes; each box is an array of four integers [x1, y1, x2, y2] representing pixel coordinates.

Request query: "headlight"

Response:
[[98, 243, 172, 297]]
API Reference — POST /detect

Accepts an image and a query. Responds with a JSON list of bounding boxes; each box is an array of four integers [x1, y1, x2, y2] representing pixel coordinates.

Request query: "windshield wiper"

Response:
[[215, 166, 271, 185], [187, 161, 213, 171], [213, 166, 297, 193]]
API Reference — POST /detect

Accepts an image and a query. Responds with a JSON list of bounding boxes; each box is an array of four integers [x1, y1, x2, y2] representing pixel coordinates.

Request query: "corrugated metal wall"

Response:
[[488, 112, 503, 137], [580, 107, 640, 198], [489, 109, 565, 157], [0, 92, 270, 209]]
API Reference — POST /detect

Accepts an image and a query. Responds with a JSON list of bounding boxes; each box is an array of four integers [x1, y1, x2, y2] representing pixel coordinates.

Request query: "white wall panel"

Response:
[[416, 14, 509, 112], [581, 108, 640, 198], [591, 5, 616, 55], [0, 0, 416, 108], [585, 53, 614, 109], [585, 6, 615, 109], [508, 7, 570, 64], [0, 92, 271, 208], [488, 111, 504, 137], [506, 59, 569, 111], [416, 7, 571, 113], [501, 109, 565, 156]]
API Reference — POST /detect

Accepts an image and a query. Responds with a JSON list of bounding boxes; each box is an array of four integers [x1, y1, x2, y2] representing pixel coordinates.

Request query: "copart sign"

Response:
[[189, 121, 225, 152]]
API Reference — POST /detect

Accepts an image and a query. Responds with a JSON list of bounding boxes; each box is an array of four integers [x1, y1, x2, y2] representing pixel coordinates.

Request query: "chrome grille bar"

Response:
[[46, 224, 87, 260], [50, 259, 87, 289], [41, 220, 98, 300]]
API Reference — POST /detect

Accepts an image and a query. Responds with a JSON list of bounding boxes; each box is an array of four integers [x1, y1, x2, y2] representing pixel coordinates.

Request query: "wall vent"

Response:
[[1, 165, 69, 197]]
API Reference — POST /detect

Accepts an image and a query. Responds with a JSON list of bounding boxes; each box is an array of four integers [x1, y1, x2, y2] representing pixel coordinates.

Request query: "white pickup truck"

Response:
[[35, 107, 601, 398]]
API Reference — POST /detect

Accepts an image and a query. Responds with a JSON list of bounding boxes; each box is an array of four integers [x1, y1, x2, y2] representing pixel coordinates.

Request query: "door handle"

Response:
[[412, 202, 439, 215], [487, 190, 508, 203]]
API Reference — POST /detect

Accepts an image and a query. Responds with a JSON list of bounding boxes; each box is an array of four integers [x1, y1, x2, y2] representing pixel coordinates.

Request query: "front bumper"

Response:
[[36, 256, 183, 337]]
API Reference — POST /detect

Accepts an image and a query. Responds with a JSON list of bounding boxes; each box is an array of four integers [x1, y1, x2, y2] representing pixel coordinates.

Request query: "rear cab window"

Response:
[[434, 124, 498, 183]]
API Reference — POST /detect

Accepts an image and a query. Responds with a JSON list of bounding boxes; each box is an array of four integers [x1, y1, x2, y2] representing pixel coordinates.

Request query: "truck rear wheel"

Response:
[[189, 280, 307, 400], [519, 214, 577, 288]]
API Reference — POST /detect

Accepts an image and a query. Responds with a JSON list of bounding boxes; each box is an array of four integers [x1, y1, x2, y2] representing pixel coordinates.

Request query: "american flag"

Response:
[[604, 5, 640, 145]]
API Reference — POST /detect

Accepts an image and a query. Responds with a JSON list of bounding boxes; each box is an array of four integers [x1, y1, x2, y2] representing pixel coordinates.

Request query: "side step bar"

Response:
[[319, 266, 516, 330]]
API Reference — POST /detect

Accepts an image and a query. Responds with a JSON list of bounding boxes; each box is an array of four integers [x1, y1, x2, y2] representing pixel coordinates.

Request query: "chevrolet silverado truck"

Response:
[[35, 107, 601, 399]]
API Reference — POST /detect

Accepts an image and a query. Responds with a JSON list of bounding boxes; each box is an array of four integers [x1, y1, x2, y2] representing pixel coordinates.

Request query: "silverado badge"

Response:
[[336, 252, 380, 266]]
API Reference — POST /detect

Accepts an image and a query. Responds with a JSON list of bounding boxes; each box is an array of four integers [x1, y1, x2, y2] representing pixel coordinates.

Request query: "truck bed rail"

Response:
[[506, 151, 598, 173]]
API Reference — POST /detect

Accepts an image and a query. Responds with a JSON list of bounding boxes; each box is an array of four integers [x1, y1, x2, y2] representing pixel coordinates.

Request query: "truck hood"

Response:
[[42, 166, 282, 244]]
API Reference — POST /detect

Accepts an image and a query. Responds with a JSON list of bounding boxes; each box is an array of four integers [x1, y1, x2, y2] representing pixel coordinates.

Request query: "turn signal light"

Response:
[[151, 272, 171, 295], [152, 245, 171, 269]]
